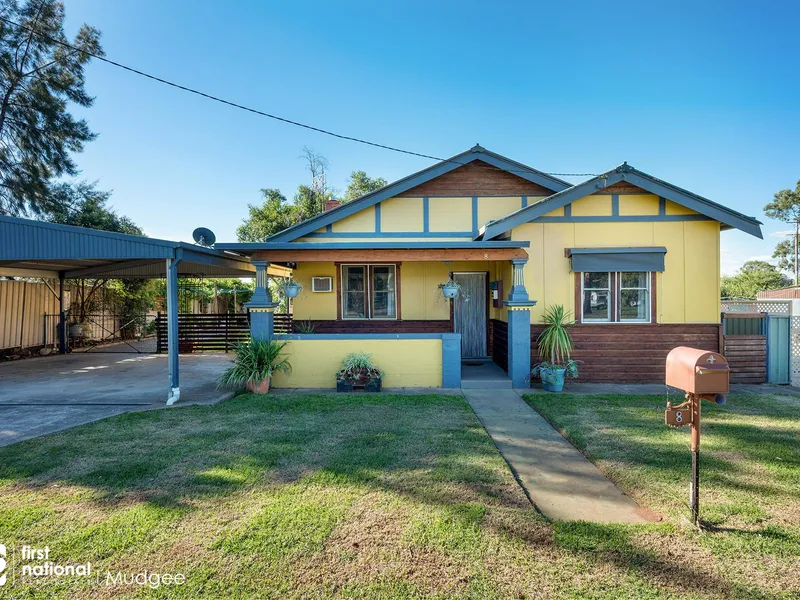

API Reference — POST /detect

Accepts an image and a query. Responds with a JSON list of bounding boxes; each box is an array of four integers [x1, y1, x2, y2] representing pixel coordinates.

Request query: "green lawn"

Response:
[[0, 392, 797, 599]]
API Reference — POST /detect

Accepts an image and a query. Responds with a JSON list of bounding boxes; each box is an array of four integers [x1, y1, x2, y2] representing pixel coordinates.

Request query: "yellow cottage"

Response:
[[217, 146, 762, 389]]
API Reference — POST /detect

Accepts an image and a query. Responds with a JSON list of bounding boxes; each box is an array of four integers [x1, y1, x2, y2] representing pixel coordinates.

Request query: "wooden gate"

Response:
[[722, 313, 766, 384]]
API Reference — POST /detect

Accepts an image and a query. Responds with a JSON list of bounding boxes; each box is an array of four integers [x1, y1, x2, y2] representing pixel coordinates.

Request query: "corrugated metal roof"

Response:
[[0, 215, 255, 278]]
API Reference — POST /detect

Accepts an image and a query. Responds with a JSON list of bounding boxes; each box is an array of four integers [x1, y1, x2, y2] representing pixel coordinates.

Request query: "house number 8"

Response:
[[675, 411, 683, 423]]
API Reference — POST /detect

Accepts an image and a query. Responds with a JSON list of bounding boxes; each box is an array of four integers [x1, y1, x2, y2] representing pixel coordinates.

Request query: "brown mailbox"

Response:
[[666, 346, 729, 396]]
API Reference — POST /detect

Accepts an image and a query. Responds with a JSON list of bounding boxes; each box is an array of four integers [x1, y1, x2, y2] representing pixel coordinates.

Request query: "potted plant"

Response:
[[217, 338, 292, 394], [530, 304, 579, 392], [438, 278, 469, 300], [275, 277, 303, 299], [336, 352, 384, 392]]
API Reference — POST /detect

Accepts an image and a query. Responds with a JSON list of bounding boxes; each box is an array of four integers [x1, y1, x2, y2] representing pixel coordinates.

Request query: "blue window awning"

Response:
[[566, 247, 667, 272]]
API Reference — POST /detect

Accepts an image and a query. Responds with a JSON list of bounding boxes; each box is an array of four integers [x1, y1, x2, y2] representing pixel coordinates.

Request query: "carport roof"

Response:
[[0, 215, 255, 279]]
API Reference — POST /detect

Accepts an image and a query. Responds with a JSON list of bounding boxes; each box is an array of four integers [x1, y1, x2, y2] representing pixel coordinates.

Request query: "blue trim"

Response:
[[275, 333, 456, 340], [521, 195, 528, 208], [217, 241, 531, 251], [302, 231, 475, 239], [250, 310, 275, 341], [266, 146, 571, 243], [423, 197, 430, 232], [611, 194, 619, 216], [659, 196, 666, 216], [566, 246, 667, 256], [326, 224, 333, 232], [375, 202, 382, 233], [481, 163, 763, 240], [472, 196, 478, 233], [564, 203, 572, 218]]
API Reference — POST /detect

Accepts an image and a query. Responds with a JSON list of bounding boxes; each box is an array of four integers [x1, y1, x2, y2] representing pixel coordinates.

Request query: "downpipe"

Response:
[[166, 387, 181, 406]]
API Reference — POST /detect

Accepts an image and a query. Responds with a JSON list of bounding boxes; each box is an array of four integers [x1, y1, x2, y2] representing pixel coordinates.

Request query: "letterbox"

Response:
[[666, 346, 729, 396]]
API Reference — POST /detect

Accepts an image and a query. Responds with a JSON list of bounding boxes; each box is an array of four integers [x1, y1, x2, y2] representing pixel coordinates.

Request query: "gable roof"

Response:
[[479, 163, 763, 240], [267, 145, 572, 243]]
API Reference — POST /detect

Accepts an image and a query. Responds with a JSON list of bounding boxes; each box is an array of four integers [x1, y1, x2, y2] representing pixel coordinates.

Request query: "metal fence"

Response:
[[43, 312, 157, 353]]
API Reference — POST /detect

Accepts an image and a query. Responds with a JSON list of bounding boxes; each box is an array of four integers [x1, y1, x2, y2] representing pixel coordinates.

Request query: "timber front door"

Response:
[[453, 272, 487, 358]]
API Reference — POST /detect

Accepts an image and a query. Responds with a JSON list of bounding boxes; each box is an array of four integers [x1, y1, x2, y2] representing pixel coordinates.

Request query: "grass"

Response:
[[524, 391, 800, 599], [0, 391, 796, 598]]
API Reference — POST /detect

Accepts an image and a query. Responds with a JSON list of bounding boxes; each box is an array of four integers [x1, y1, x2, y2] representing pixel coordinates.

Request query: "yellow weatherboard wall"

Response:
[[271, 338, 442, 388], [381, 197, 424, 232], [290, 263, 337, 320], [513, 193, 721, 324]]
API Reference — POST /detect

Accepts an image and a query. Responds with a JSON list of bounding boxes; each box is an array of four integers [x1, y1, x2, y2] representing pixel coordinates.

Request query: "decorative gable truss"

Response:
[[478, 163, 763, 240]]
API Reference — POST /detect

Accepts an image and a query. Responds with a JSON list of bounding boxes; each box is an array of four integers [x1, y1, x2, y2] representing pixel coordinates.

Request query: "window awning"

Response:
[[566, 247, 667, 272]]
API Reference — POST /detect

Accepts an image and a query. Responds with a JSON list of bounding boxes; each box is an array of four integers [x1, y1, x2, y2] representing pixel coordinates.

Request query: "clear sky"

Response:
[[62, 0, 799, 274]]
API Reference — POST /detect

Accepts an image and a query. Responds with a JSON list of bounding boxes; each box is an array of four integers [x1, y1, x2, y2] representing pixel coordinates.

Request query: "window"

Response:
[[340, 264, 397, 319], [580, 272, 652, 323]]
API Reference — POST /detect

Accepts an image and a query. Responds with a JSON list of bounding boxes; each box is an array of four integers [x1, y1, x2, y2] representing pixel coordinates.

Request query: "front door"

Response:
[[453, 272, 487, 358]]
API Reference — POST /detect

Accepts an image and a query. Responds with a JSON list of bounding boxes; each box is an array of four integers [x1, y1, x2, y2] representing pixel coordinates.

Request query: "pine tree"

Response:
[[0, 0, 103, 215]]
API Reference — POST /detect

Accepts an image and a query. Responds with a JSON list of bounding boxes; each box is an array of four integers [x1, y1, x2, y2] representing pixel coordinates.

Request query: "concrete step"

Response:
[[460, 378, 513, 389]]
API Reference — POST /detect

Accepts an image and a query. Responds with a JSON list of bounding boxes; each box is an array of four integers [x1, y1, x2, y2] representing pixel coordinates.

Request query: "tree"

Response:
[[294, 146, 335, 220], [343, 170, 387, 202], [236, 188, 297, 242], [720, 260, 791, 299], [773, 239, 795, 274], [0, 0, 103, 215], [764, 179, 800, 285], [46, 180, 141, 234]]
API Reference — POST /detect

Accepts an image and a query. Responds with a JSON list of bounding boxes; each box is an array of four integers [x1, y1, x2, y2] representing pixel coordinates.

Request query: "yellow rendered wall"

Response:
[[381, 197, 424, 232], [428, 197, 472, 231], [478, 197, 524, 226], [512, 195, 721, 324], [572, 195, 613, 216], [331, 205, 375, 232], [271, 338, 442, 388], [619, 194, 660, 216]]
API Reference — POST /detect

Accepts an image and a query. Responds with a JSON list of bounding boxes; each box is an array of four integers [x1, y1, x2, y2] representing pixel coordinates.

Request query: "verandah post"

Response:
[[246, 260, 279, 340], [504, 258, 537, 388]]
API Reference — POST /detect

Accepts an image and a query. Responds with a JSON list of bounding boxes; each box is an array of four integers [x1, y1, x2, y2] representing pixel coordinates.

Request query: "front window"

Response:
[[341, 264, 397, 319], [580, 272, 651, 323]]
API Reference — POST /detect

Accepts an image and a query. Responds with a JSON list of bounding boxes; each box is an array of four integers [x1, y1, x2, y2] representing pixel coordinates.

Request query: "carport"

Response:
[[0, 215, 256, 405]]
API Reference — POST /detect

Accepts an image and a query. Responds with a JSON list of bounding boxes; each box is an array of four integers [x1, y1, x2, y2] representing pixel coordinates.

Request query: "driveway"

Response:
[[0, 351, 233, 446]]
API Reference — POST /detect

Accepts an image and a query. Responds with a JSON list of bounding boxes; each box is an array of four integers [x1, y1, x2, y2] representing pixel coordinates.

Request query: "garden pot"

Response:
[[336, 377, 382, 393], [441, 284, 459, 299], [541, 367, 566, 392], [284, 284, 301, 298], [247, 377, 271, 394]]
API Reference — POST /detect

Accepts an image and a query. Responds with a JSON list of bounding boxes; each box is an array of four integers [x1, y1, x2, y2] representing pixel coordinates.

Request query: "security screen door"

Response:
[[453, 273, 487, 358]]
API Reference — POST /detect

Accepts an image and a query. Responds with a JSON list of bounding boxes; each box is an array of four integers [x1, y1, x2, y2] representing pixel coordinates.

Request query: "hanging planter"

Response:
[[276, 277, 303, 299], [438, 279, 466, 300]]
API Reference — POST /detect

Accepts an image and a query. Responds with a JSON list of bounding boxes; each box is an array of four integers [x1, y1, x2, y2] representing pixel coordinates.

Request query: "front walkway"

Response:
[[463, 388, 654, 523]]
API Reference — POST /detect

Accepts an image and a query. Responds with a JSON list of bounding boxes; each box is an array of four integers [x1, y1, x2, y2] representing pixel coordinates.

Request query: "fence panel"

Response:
[[766, 315, 791, 385], [0, 280, 64, 350], [723, 335, 767, 384], [274, 313, 293, 333], [155, 313, 250, 352]]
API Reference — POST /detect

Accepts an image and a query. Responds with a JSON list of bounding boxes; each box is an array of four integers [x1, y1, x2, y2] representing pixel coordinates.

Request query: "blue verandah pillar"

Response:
[[246, 260, 279, 340], [504, 258, 537, 388]]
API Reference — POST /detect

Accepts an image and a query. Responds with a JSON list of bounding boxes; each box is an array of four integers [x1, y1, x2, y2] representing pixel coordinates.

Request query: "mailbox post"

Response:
[[665, 347, 729, 527]]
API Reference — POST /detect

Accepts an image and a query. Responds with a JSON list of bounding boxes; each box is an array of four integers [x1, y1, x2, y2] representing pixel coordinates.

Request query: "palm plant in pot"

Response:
[[531, 304, 578, 392], [217, 339, 291, 394]]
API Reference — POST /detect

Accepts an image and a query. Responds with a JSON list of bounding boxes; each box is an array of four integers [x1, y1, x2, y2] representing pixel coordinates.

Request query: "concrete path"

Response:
[[463, 388, 653, 523], [0, 352, 233, 447]]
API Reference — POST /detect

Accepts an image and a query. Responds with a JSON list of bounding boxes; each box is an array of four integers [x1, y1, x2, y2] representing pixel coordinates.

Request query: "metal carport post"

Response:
[[165, 249, 183, 406]]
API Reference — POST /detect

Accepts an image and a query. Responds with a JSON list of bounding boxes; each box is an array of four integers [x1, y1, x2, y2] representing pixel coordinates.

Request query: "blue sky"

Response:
[[63, 0, 800, 274]]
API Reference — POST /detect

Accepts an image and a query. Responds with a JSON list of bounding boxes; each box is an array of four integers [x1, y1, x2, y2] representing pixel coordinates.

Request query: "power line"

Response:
[[0, 15, 599, 179]]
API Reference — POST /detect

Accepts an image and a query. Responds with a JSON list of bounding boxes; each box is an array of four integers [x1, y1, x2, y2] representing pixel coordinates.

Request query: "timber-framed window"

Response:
[[340, 264, 398, 319], [578, 272, 655, 324]]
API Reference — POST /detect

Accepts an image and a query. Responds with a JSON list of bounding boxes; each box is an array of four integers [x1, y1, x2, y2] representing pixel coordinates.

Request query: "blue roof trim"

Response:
[[265, 145, 571, 243], [480, 163, 763, 240], [217, 241, 530, 252], [566, 246, 667, 256]]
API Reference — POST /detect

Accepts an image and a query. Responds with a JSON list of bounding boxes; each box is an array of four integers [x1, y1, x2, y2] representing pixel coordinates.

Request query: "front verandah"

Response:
[[245, 249, 537, 388]]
